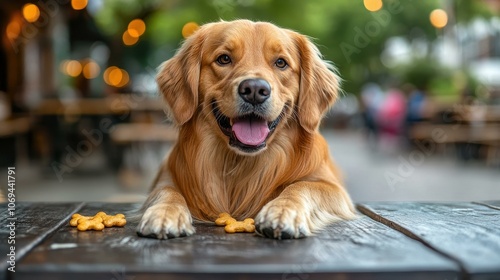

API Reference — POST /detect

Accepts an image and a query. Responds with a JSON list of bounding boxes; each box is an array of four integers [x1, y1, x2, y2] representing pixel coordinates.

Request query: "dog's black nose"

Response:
[[238, 79, 271, 105]]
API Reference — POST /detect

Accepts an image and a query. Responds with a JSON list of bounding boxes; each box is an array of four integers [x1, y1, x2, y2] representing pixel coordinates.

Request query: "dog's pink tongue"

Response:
[[232, 118, 269, 146]]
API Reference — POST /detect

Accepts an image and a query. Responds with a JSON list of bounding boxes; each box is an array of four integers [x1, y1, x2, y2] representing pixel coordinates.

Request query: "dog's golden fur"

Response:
[[138, 20, 356, 239]]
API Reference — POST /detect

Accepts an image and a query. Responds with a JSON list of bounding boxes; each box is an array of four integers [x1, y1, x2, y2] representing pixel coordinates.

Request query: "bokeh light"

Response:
[[128, 19, 146, 37], [182, 22, 199, 38], [363, 0, 383, 12], [103, 66, 118, 85], [108, 68, 123, 86], [116, 69, 129, 87], [59, 60, 70, 74], [122, 30, 139, 46], [66, 60, 82, 77], [22, 4, 40, 23], [430, 9, 448, 29], [6, 20, 21, 40], [71, 0, 88, 10], [82, 60, 100, 79], [104, 66, 129, 87]]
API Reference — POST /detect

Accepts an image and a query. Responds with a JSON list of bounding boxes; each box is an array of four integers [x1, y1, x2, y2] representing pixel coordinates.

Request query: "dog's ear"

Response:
[[156, 30, 203, 125], [295, 34, 340, 133]]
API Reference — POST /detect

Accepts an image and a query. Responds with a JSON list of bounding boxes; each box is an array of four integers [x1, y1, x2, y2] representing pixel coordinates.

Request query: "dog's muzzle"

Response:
[[212, 102, 284, 154]]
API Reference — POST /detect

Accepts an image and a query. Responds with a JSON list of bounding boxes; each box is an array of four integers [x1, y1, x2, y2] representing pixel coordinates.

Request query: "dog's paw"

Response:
[[255, 198, 311, 239], [136, 203, 195, 239]]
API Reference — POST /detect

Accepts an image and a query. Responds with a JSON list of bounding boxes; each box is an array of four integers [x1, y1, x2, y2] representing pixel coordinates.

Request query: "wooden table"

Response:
[[1, 202, 499, 280]]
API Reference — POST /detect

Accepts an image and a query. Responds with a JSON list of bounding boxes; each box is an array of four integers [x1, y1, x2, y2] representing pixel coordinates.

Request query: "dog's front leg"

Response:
[[137, 186, 195, 239], [255, 182, 356, 239]]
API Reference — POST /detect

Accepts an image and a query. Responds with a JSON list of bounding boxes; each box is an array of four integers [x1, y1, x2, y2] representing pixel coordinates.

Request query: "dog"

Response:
[[137, 19, 356, 239]]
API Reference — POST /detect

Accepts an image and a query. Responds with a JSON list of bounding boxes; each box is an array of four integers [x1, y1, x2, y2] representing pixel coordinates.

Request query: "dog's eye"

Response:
[[216, 54, 232, 65], [275, 58, 288, 69]]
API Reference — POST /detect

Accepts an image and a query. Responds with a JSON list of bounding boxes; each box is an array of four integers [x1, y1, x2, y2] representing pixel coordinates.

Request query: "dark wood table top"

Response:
[[1, 201, 499, 280]]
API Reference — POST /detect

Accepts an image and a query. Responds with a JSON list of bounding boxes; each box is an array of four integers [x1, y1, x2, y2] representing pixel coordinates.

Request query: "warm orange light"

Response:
[[182, 22, 199, 38], [108, 68, 123, 86], [103, 66, 118, 85], [122, 30, 139, 46], [66, 60, 82, 77], [104, 67, 129, 87], [363, 0, 383, 12], [82, 60, 100, 79], [128, 19, 146, 37], [6, 21, 21, 39], [116, 69, 129, 87], [22, 4, 40, 23], [59, 60, 70, 74], [430, 9, 448, 29], [71, 0, 88, 10]]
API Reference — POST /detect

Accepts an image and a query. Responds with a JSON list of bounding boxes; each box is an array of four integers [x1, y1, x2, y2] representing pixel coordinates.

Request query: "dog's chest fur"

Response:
[[168, 122, 316, 221]]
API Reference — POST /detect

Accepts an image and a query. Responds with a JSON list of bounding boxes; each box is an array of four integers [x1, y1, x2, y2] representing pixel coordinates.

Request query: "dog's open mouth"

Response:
[[212, 102, 283, 153]]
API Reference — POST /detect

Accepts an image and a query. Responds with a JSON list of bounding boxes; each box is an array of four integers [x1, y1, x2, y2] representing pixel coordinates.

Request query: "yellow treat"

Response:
[[102, 213, 127, 227], [70, 212, 127, 231], [69, 214, 93, 227], [77, 216, 105, 231], [215, 212, 236, 226], [215, 213, 255, 233], [224, 218, 255, 233]]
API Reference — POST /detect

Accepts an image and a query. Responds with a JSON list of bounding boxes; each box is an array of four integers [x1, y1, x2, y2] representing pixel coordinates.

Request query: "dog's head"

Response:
[[157, 20, 339, 155]]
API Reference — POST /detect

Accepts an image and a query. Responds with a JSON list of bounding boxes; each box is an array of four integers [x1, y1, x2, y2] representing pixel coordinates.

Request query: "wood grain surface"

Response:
[[14, 203, 459, 280], [358, 202, 500, 280], [0, 203, 83, 280], [474, 201, 500, 211]]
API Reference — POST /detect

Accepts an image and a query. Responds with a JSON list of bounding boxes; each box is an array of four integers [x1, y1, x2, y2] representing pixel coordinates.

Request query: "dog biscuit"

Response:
[[215, 213, 255, 233], [69, 214, 93, 227], [70, 211, 127, 231], [224, 218, 255, 233], [77, 216, 105, 231], [215, 212, 236, 226], [102, 213, 127, 227]]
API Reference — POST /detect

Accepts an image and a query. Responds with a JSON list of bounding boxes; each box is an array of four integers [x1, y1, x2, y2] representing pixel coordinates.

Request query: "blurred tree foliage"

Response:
[[94, 0, 495, 94]]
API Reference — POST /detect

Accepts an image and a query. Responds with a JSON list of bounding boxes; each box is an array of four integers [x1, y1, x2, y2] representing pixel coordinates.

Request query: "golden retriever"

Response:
[[137, 19, 355, 239]]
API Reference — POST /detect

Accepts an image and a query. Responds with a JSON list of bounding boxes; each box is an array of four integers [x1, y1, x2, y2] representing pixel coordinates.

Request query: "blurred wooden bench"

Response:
[[0, 117, 31, 138], [410, 123, 500, 165], [33, 94, 164, 115], [110, 123, 178, 144], [410, 123, 500, 143]]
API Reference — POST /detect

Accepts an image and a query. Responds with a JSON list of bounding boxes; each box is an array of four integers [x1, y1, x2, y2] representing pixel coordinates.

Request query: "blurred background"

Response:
[[0, 0, 499, 203]]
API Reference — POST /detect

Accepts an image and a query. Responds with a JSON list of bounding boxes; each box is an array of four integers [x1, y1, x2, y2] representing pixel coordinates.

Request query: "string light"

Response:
[[128, 19, 146, 37], [363, 0, 383, 12], [122, 30, 139, 46], [182, 22, 199, 38], [430, 9, 448, 29], [82, 60, 100, 79], [71, 0, 88, 10], [66, 60, 82, 77], [22, 4, 40, 23], [6, 20, 21, 39], [104, 66, 129, 87]]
